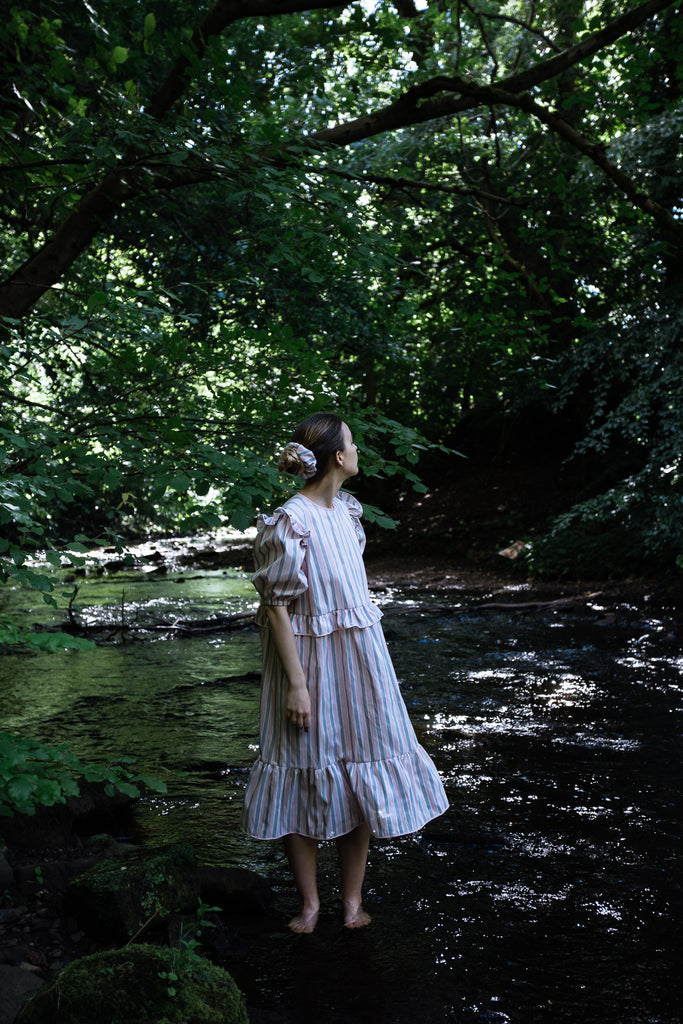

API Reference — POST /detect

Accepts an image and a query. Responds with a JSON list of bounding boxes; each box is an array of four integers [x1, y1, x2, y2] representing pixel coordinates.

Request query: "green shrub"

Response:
[[0, 731, 167, 817]]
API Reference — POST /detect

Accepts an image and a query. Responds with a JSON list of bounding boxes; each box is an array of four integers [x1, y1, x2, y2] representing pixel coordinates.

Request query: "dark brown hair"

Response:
[[287, 412, 345, 482]]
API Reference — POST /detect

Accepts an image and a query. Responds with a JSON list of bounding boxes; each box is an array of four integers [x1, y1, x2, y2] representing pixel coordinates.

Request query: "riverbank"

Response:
[[0, 823, 260, 1024], [1, 545, 680, 1024], [364, 551, 683, 617]]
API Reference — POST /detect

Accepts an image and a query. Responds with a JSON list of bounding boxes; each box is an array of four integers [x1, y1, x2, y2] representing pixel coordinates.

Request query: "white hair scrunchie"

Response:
[[280, 441, 317, 479]]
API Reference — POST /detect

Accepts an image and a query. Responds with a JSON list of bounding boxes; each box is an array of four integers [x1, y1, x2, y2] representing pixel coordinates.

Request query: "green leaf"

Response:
[[169, 473, 192, 492], [229, 510, 252, 532], [7, 775, 37, 802], [28, 632, 95, 653], [115, 781, 140, 798], [86, 291, 108, 316], [137, 774, 168, 794]]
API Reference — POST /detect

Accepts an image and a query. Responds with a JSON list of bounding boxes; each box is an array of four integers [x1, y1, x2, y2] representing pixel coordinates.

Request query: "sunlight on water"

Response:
[[552, 732, 641, 751], [1, 569, 680, 1024], [538, 675, 598, 708]]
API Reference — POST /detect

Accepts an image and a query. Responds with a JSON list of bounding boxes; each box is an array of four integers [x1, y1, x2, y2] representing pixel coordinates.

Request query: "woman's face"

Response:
[[339, 422, 359, 477]]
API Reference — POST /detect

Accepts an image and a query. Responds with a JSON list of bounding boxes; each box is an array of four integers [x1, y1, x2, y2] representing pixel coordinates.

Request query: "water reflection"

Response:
[[1, 569, 680, 1024]]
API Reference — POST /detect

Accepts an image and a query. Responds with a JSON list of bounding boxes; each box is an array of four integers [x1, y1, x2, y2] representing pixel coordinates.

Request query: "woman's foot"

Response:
[[337, 824, 372, 930], [283, 834, 320, 934], [288, 904, 320, 934], [343, 901, 371, 929]]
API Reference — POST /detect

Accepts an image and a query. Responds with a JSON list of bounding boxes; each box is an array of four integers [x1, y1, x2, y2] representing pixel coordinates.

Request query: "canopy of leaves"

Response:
[[1, 0, 681, 594]]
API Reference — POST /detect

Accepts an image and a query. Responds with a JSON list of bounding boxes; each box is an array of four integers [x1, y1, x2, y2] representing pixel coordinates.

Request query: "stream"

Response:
[[0, 537, 680, 1024]]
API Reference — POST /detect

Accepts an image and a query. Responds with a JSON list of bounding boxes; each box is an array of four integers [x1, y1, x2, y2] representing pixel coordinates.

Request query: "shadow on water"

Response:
[[1, 563, 680, 1023]]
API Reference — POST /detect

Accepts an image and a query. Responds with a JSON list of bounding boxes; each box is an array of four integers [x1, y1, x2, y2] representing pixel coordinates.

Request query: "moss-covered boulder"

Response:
[[17, 944, 249, 1024], [66, 844, 199, 942], [199, 865, 273, 913]]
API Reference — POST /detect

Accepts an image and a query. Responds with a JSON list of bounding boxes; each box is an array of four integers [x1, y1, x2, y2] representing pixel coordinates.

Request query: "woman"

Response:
[[241, 413, 448, 933]]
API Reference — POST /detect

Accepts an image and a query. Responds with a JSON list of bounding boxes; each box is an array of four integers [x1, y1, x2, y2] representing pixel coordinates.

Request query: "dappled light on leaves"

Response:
[[0, 0, 681, 620]]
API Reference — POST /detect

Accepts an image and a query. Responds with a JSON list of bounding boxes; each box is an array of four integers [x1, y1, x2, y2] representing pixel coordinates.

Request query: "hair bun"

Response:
[[278, 442, 317, 479]]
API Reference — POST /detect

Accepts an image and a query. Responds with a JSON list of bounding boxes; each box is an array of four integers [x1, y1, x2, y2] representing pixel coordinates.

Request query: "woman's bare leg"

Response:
[[336, 823, 372, 928], [282, 833, 320, 933]]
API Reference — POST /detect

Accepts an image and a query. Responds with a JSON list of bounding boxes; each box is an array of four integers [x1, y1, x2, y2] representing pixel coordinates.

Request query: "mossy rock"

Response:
[[66, 843, 200, 941], [17, 944, 249, 1024]]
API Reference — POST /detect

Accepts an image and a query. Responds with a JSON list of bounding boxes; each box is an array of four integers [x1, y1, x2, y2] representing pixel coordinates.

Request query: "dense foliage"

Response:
[[1, 0, 682, 604], [0, 730, 167, 817]]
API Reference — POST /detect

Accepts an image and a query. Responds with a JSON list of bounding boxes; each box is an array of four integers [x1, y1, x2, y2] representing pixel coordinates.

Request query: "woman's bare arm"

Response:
[[265, 604, 311, 731]]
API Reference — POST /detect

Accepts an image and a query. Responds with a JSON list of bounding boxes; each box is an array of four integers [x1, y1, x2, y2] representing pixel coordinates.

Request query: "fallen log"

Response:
[[379, 591, 605, 617], [474, 591, 603, 612], [51, 610, 257, 639]]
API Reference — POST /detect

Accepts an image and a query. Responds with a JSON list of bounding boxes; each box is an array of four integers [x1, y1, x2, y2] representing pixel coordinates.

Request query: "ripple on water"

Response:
[[1, 574, 680, 1024]]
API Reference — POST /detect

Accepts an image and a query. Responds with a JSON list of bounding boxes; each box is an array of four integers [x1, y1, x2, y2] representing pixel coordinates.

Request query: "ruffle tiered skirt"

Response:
[[241, 622, 448, 841]]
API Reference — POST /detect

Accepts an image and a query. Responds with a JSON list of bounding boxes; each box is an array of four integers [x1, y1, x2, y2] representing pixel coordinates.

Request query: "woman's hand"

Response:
[[264, 605, 311, 731], [287, 682, 311, 732]]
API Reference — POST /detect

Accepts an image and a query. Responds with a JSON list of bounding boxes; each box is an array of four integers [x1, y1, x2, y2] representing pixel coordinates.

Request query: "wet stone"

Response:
[[0, 941, 30, 966], [0, 908, 25, 925], [199, 865, 274, 914], [0, 964, 44, 1024], [17, 944, 249, 1024], [66, 843, 199, 942]]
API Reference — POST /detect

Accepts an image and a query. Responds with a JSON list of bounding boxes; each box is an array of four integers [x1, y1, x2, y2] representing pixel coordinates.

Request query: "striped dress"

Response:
[[240, 490, 448, 840]]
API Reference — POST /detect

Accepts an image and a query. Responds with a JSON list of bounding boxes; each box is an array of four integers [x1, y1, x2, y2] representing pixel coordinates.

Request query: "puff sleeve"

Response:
[[252, 508, 310, 609]]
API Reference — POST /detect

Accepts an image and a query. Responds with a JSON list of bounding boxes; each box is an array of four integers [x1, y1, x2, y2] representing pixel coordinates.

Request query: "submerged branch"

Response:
[[48, 610, 256, 641]]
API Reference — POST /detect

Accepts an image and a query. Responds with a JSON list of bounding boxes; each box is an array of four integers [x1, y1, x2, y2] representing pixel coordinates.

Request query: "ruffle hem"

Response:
[[240, 746, 449, 841], [254, 601, 382, 635]]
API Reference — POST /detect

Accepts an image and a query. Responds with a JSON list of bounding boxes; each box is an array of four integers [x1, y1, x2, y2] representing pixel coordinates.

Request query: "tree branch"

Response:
[[305, 0, 681, 241], [469, 81, 683, 242], [461, 0, 499, 80], [309, 0, 678, 146], [322, 166, 533, 207], [0, 0, 678, 318], [474, 8, 561, 54], [146, 0, 352, 120], [0, 0, 353, 319]]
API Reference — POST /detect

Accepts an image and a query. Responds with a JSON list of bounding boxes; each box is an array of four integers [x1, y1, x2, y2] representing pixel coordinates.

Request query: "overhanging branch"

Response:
[[0, 0, 354, 319], [309, 0, 679, 146], [462, 81, 683, 242], [0, 0, 678, 318], [147, 0, 352, 120], [321, 166, 533, 208]]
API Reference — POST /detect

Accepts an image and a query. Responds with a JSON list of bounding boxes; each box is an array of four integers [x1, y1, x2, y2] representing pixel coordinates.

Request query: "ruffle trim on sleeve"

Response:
[[336, 490, 364, 543], [256, 506, 311, 545], [252, 505, 310, 608], [240, 746, 449, 841], [336, 490, 363, 517]]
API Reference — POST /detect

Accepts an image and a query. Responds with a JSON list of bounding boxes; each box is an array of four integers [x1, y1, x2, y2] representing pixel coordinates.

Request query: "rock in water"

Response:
[[15, 944, 248, 1024], [66, 843, 199, 942], [0, 965, 44, 1024], [199, 864, 273, 912]]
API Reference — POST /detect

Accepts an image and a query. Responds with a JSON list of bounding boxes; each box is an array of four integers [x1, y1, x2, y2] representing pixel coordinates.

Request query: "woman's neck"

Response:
[[301, 470, 347, 509]]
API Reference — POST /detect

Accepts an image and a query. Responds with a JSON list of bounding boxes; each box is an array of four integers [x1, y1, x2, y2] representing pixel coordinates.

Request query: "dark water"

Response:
[[1, 554, 680, 1024]]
